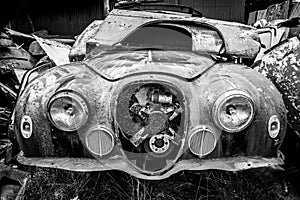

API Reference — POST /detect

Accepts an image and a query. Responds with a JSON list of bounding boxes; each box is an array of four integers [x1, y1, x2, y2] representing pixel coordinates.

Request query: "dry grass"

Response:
[[21, 167, 293, 200]]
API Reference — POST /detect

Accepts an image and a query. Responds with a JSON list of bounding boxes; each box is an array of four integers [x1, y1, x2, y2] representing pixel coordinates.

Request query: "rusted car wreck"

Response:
[[12, 5, 287, 180]]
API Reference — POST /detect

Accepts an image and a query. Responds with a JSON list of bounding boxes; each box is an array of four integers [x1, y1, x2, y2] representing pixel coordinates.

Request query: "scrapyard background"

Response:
[[1, 0, 300, 199]]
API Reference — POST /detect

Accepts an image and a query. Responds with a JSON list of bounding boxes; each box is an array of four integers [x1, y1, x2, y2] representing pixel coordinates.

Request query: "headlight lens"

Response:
[[48, 91, 89, 131], [213, 90, 255, 133]]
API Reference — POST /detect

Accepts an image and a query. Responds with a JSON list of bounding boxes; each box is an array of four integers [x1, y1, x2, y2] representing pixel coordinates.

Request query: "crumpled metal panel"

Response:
[[0, 32, 13, 47], [254, 37, 300, 137], [0, 45, 36, 83], [69, 20, 104, 61], [17, 152, 283, 180], [13, 55, 287, 178], [33, 35, 71, 66], [90, 9, 260, 58], [0, 46, 35, 70], [255, 26, 289, 62]]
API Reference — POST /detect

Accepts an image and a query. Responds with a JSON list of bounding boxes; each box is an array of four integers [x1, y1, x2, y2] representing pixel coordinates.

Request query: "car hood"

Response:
[[89, 9, 260, 59], [84, 49, 215, 80]]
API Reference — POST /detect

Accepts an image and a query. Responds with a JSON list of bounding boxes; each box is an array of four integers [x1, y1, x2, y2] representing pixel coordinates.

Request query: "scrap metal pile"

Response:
[[0, 28, 72, 199]]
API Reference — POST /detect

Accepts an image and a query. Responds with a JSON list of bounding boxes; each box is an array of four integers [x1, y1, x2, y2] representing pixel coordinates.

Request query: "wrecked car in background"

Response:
[[0, 31, 35, 199], [0, 28, 72, 198], [13, 5, 287, 180], [252, 18, 300, 167], [253, 18, 300, 137]]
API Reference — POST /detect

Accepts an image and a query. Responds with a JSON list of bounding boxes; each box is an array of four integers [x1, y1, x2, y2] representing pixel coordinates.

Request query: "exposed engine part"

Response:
[[149, 134, 170, 154], [168, 127, 181, 145], [116, 83, 184, 172], [150, 93, 172, 104], [129, 103, 149, 120], [169, 103, 183, 121], [126, 84, 183, 149], [130, 127, 147, 147]]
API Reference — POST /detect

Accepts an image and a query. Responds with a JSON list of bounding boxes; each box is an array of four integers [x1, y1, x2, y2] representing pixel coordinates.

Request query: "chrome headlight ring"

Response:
[[47, 91, 89, 132], [212, 90, 255, 133]]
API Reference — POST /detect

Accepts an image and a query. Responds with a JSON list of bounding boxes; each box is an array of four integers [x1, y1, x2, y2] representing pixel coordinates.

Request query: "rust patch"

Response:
[[69, 20, 104, 61], [255, 37, 300, 136], [88, 9, 259, 58], [17, 152, 283, 180]]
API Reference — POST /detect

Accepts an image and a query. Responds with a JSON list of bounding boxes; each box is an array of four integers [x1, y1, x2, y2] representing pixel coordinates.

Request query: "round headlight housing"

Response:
[[48, 91, 89, 132], [212, 90, 255, 133]]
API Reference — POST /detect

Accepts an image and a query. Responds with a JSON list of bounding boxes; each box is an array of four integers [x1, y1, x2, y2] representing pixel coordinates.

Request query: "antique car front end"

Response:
[[13, 49, 287, 179], [13, 8, 287, 179]]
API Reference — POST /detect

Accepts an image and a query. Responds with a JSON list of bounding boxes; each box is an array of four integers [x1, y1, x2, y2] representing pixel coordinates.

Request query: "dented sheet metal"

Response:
[[85, 50, 215, 80], [33, 35, 71, 66], [14, 54, 287, 179], [4, 28, 34, 40], [90, 9, 260, 58], [0, 32, 13, 47], [17, 152, 283, 180], [255, 26, 289, 61], [13, 7, 288, 180], [0, 46, 35, 70]]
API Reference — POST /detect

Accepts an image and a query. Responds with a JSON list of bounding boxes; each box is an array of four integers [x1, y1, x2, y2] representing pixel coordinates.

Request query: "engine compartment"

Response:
[[116, 83, 184, 172]]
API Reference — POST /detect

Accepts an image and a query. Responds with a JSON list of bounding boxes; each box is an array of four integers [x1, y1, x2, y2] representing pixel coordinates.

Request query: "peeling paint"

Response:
[[70, 9, 260, 60], [86, 49, 216, 80], [12, 8, 288, 179], [255, 37, 300, 136], [33, 35, 71, 66], [17, 152, 283, 180]]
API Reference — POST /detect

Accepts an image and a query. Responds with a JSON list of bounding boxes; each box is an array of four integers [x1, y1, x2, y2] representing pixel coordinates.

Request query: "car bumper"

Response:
[[17, 151, 284, 180]]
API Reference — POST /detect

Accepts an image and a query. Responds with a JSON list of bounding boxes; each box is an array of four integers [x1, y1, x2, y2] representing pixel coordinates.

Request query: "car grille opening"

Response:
[[116, 82, 185, 173]]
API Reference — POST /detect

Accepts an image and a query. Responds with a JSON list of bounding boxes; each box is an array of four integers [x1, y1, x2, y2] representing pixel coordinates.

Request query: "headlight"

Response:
[[212, 90, 255, 133], [48, 91, 89, 132]]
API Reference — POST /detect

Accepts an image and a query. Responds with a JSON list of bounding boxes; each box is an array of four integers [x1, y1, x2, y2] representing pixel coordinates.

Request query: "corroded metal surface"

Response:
[[69, 20, 104, 61], [17, 152, 283, 180], [13, 7, 288, 178], [85, 50, 215, 80], [255, 26, 289, 61], [0, 46, 36, 70], [90, 9, 259, 58], [254, 37, 300, 137], [70, 9, 260, 60], [13, 46, 287, 178]]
